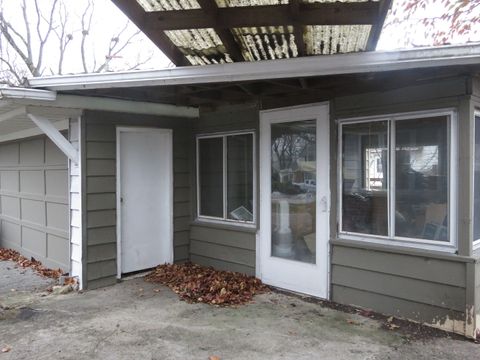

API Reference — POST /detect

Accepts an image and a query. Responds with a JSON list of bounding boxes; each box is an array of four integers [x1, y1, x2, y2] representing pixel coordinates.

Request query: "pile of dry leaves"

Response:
[[145, 262, 269, 306], [0, 248, 63, 279]]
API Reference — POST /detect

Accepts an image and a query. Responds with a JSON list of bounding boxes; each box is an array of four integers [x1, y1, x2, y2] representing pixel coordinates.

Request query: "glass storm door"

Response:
[[259, 104, 330, 298]]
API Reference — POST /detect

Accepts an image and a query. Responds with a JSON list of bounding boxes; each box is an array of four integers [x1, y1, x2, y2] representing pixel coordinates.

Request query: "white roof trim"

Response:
[[0, 88, 198, 118], [0, 86, 56, 101], [28, 44, 480, 91]]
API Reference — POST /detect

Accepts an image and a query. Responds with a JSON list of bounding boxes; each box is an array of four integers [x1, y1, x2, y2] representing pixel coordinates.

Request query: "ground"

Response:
[[0, 261, 479, 360]]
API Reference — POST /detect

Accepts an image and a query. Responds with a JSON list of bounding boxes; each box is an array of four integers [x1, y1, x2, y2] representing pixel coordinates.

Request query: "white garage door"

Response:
[[0, 135, 69, 271]]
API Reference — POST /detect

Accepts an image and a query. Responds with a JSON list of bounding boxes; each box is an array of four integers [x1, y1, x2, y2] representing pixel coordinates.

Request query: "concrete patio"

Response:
[[0, 261, 478, 360]]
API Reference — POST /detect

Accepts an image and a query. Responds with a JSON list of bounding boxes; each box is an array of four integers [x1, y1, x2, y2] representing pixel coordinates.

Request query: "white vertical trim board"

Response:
[[473, 110, 480, 249], [69, 116, 83, 289]]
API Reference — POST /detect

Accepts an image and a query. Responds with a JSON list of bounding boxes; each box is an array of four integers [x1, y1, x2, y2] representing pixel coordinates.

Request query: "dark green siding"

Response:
[[330, 76, 474, 335], [190, 104, 259, 275], [83, 110, 193, 289]]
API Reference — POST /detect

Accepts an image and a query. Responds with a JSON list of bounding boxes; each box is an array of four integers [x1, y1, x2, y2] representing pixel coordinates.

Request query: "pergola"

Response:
[[112, 0, 392, 66], [56, 1, 478, 110]]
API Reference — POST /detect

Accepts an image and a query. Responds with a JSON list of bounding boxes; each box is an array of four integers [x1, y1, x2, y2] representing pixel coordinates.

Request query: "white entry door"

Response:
[[259, 103, 330, 298], [117, 127, 173, 276]]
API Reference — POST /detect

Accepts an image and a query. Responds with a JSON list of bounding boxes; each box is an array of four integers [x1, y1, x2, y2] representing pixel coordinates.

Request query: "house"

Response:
[[1, 0, 480, 339]]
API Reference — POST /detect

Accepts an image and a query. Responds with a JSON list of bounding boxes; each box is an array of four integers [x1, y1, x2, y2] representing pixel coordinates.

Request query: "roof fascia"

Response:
[[27, 44, 480, 92], [0, 87, 198, 118]]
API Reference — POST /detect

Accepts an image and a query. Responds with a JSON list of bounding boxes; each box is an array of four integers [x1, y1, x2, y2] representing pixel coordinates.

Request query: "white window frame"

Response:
[[338, 109, 458, 252], [196, 130, 256, 227], [473, 110, 480, 250]]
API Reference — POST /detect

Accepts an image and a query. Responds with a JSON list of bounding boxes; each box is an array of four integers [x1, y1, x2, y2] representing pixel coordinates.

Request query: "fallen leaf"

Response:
[[208, 356, 220, 360], [347, 319, 359, 325], [153, 289, 161, 293], [0, 248, 62, 279], [1, 346, 11, 353], [388, 323, 400, 330], [387, 316, 394, 323], [144, 262, 269, 306]]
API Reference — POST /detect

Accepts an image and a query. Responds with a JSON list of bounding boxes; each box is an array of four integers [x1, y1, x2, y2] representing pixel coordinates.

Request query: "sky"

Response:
[[1, 0, 479, 77]]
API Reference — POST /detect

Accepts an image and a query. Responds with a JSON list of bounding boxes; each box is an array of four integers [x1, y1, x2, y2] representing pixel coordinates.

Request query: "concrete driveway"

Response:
[[0, 264, 479, 360]]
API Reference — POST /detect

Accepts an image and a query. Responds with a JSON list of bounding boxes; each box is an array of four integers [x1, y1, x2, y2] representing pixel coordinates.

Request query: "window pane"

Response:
[[342, 121, 388, 236], [198, 137, 223, 217], [227, 134, 254, 222], [474, 115, 480, 241], [395, 116, 449, 241], [271, 120, 316, 264]]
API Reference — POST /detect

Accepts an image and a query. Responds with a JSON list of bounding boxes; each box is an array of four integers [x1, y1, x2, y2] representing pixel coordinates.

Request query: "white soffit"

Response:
[[27, 44, 480, 91]]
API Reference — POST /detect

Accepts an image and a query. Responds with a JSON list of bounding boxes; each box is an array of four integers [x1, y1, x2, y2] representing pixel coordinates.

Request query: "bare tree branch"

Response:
[[80, 0, 94, 73], [0, 0, 159, 83]]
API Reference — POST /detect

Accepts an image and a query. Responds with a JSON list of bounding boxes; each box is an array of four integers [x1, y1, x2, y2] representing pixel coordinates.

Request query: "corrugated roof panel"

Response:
[[233, 26, 297, 61], [165, 29, 233, 65], [137, 0, 200, 11], [305, 25, 371, 55], [215, 0, 288, 7], [303, 0, 377, 2]]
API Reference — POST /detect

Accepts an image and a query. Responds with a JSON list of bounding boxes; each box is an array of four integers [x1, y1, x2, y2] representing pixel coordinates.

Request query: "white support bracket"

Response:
[[27, 111, 79, 164]]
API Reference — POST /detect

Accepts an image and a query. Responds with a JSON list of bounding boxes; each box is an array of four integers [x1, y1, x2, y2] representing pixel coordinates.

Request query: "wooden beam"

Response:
[[26, 112, 79, 164], [366, 0, 393, 51], [290, 0, 305, 57], [145, 2, 380, 31], [111, 0, 190, 66], [196, 0, 244, 62]]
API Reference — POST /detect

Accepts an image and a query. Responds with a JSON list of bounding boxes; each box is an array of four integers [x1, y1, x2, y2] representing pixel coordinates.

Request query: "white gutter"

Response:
[[0, 86, 56, 101], [28, 44, 480, 91], [0, 87, 198, 118]]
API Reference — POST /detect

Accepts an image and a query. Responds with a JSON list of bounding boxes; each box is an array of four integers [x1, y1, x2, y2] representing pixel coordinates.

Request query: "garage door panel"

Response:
[[1, 196, 20, 218], [22, 226, 47, 257], [19, 138, 44, 165], [46, 138, 67, 165], [1, 220, 21, 246], [47, 234, 69, 265], [0, 171, 19, 191], [46, 202, 69, 231], [21, 199, 46, 226], [0, 143, 19, 165], [46, 170, 68, 197], [20, 170, 45, 195], [0, 135, 69, 271]]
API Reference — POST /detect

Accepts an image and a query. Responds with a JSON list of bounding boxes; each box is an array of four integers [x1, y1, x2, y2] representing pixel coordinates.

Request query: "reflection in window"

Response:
[[341, 115, 451, 243], [474, 115, 480, 242], [227, 134, 254, 222], [198, 137, 224, 217], [395, 117, 448, 241], [271, 120, 316, 264], [342, 121, 388, 236]]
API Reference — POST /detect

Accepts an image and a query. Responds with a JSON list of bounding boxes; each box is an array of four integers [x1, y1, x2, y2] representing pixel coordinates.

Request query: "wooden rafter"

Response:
[[111, 0, 190, 66], [366, 0, 393, 51], [145, 2, 380, 31], [289, 0, 305, 57], [196, 0, 244, 62]]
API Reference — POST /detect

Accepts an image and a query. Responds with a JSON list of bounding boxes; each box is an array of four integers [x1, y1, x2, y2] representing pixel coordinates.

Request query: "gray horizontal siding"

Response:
[[331, 244, 467, 332], [189, 104, 259, 275], [83, 110, 193, 289], [190, 224, 255, 275]]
